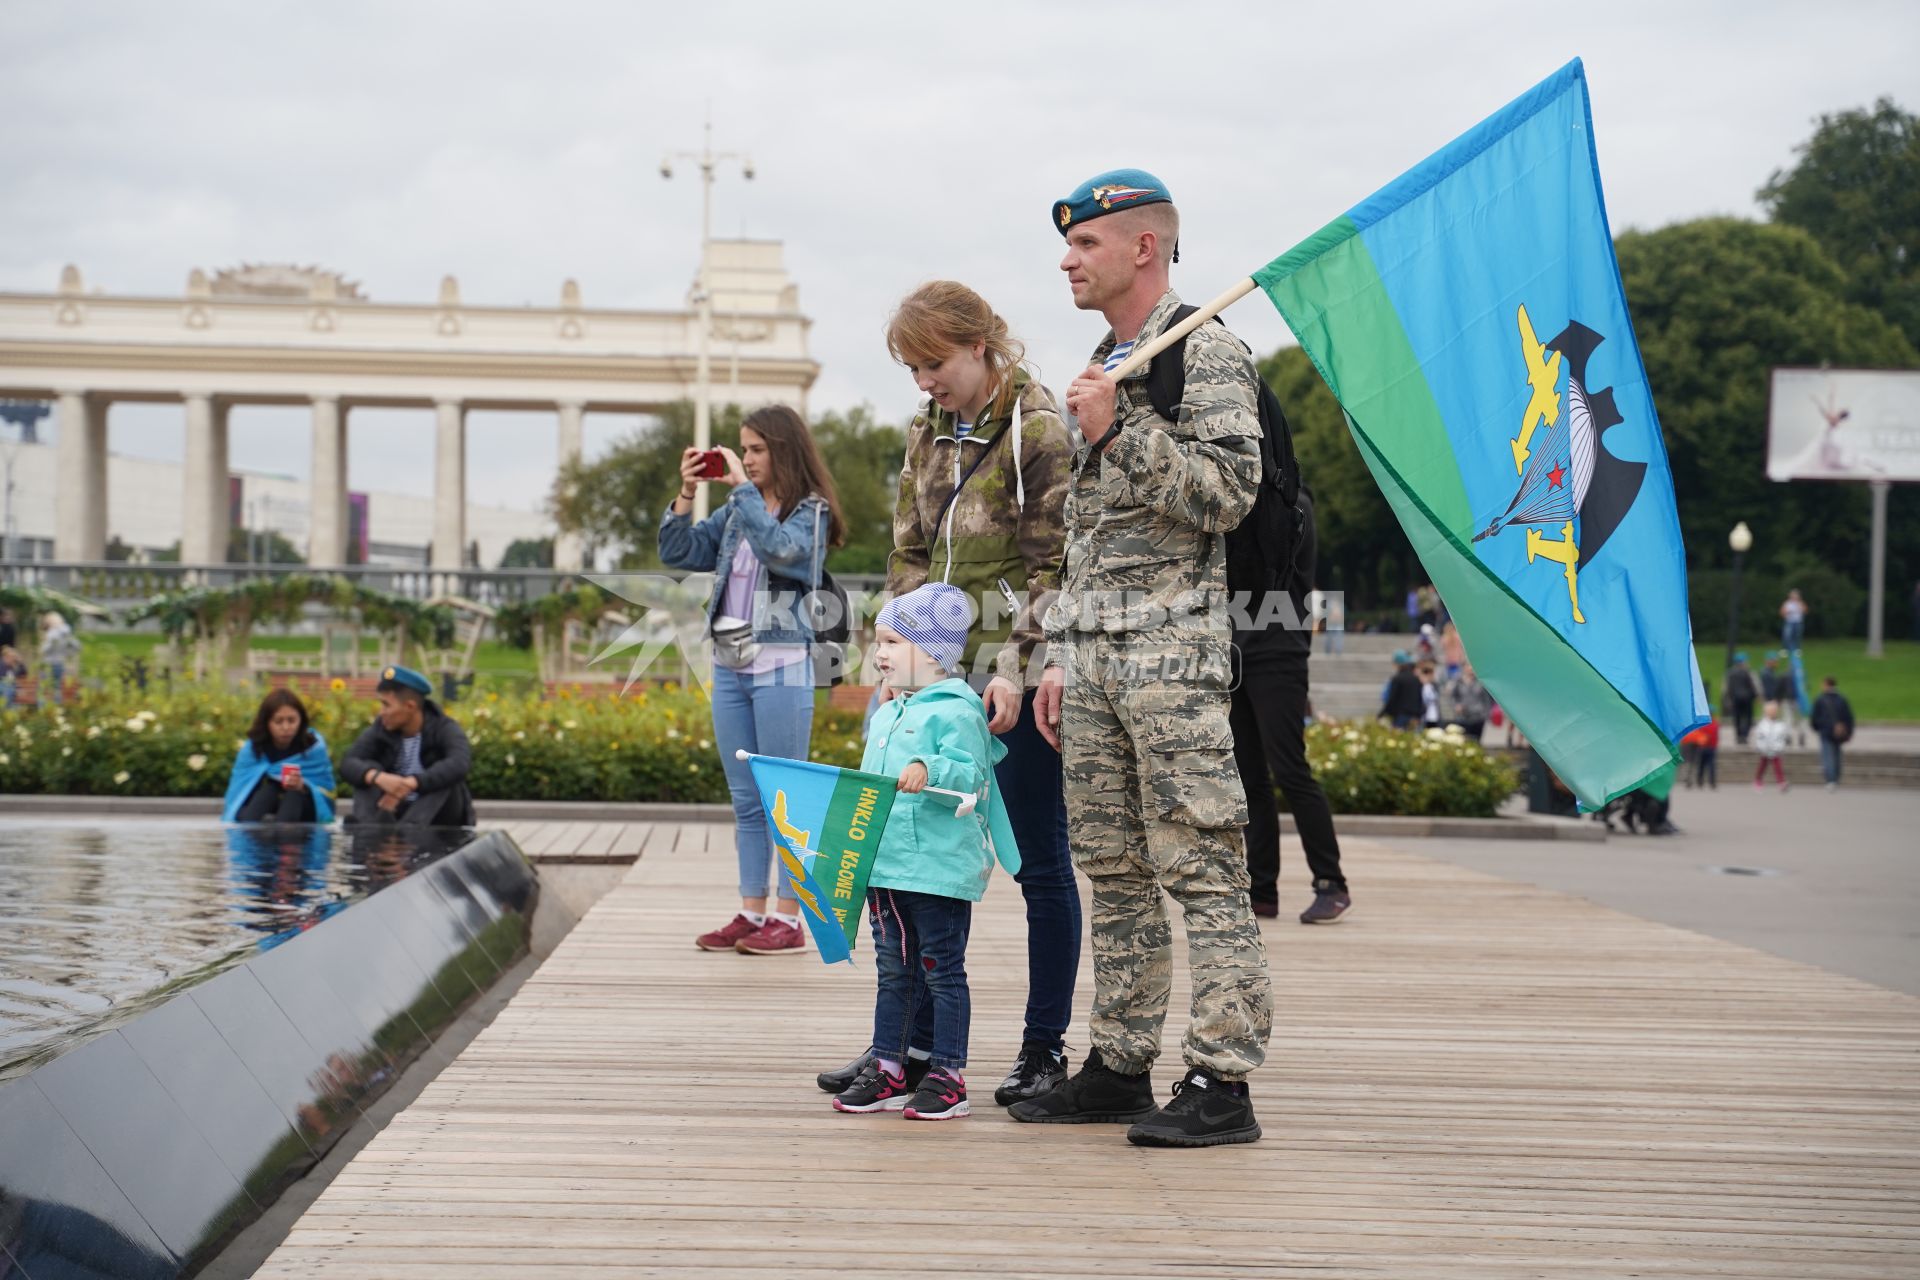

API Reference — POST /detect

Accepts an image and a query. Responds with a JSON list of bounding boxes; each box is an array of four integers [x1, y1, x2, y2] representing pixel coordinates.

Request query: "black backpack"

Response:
[[1143, 305, 1304, 598]]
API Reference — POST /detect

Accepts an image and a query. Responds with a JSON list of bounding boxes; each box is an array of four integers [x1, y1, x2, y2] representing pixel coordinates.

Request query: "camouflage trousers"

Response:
[[1059, 629, 1273, 1080]]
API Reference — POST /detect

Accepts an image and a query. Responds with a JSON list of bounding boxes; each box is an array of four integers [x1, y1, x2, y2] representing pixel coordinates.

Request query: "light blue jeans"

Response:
[[709, 662, 816, 898]]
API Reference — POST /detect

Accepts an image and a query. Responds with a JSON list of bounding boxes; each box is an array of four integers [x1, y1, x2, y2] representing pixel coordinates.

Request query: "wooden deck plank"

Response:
[[260, 822, 1920, 1277]]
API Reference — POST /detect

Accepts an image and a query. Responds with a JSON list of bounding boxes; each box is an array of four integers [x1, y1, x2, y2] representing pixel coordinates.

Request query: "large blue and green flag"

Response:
[[741, 752, 895, 964], [1256, 58, 1707, 807]]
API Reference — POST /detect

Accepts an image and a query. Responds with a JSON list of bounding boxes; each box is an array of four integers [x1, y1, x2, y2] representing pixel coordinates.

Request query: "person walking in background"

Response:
[[1439, 622, 1465, 679], [0, 645, 25, 709], [1379, 650, 1423, 729], [38, 611, 79, 706], [1810, 676, 1856, 791], [224, 689, 337, 823], [1229, 485, 1353, 926], [1751, 701, 1790, 792], [1778, 588, 1808, 653], [1683, 717, 1719, 789], [1445, 663, 1492, 743], [660, 405, 845, 958], [1722, 651, 1761, 745], [1761, 653, 1805, 748]]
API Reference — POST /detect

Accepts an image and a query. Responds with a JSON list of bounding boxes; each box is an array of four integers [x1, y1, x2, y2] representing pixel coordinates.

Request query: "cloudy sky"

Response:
[[3, 0, 1915, 525]]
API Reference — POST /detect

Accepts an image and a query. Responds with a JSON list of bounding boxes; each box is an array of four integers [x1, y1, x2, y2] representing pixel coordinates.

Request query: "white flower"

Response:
[[513, 730, 526, 741], [61, 746, 72, 758], [137, 710, 157, 722], [564, 719, 578, 730], [86, 726, 102, 739], [505, 753, 516, 767], [688, 763, 700, 773], [666, 726, 681, 740], [113, 770, 130, 785], [698, 737, 711, 749], [553, 731, 565, 742], [187, 754, 207, 771], [125, 718, 146, 733], [0, 752, 9, 766]]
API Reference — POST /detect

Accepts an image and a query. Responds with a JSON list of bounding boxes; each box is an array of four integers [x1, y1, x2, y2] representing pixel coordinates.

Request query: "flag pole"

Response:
[[1104, 277, 1258, 380]]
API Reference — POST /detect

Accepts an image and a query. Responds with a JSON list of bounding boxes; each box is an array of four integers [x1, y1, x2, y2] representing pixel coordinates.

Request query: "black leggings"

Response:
[[236, 778, 318, 823]]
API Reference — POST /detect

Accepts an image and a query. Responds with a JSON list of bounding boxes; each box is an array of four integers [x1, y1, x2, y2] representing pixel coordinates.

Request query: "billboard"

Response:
[[1767, 368, 1920, 483]]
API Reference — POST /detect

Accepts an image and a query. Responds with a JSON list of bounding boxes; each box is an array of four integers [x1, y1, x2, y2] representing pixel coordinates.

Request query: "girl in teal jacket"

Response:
[[830, 584, 1019, 1123]]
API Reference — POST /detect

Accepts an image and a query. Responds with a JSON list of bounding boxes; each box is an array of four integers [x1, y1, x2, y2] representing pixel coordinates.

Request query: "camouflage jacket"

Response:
[[1044, 290, 1263, 642], [888, 370, 1071, 687]]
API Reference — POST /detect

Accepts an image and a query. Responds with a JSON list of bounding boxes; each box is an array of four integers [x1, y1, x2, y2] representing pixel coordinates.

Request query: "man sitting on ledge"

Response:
[[341, 665, 477, 826]]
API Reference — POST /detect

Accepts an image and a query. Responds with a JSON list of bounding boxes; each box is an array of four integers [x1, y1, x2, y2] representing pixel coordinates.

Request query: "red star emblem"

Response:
[[1547, 461, 1566, 489]]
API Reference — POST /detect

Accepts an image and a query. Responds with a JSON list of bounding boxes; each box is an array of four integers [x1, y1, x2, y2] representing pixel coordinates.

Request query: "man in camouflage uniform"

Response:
[[1009, 168, 1273, 1148]]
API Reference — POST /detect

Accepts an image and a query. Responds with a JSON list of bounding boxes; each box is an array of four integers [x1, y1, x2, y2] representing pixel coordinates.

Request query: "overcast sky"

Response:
[[3, 0, 1916, 523]]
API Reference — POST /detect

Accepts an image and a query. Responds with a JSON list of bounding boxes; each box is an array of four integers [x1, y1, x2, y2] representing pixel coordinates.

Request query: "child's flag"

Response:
[[738, 752, 897, 965], [1252, 58, 1707, 808]]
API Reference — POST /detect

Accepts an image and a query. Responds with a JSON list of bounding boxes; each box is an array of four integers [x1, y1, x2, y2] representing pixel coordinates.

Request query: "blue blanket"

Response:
[[221, 733, 338, 823]]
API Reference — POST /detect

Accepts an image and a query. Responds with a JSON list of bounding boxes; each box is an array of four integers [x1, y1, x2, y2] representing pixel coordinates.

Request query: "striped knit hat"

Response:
[[875, 583, 973, 674]]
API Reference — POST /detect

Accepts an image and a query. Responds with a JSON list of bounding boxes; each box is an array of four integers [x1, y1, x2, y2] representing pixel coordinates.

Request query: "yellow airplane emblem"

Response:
[[1511, 305, 1562, 474], [771, 791, 829, 923]]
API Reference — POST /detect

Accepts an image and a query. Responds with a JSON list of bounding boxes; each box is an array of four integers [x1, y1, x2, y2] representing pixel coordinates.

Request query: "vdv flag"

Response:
[[1255, 58, 1707, 808], [741, 753, 896, 964]]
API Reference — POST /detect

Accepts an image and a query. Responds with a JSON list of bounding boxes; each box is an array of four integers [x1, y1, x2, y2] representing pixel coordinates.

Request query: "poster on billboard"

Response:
[[1767, 368, 1920, 483]]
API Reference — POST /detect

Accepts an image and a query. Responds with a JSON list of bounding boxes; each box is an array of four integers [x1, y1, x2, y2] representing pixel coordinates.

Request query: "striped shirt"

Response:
[[396, 733, 423, 806], [1102, 340, 1137, 375], [954, 418, 974, 439]]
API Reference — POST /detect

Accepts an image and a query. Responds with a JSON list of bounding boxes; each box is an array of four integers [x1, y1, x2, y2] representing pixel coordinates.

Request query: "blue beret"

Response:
[[1391, 649, 1412, 665], [1052, 168, 1173, 236], [377, 665, 432, 696], [1733, 651, 1748, 664]]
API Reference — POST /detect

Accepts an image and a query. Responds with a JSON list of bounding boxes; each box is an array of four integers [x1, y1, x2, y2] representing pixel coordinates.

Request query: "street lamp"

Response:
[[662, 119, 753, 521], [1724, 520, 1753, 677]]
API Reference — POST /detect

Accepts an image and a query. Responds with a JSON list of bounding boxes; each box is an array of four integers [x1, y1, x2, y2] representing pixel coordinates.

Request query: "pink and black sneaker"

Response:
[[832, 1061, 911, 1113], [903, 1067, 969, 1121]]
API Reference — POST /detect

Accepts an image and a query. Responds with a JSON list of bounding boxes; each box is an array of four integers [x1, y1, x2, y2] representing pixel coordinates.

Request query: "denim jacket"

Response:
[[657, 484, 829, 646]]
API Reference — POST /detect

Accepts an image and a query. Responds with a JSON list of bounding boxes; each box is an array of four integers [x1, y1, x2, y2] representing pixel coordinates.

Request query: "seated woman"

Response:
[[223, 689, 338, 824]]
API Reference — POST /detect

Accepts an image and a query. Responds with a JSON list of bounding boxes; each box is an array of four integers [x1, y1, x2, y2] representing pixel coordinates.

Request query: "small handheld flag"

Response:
[[736, 751, 912, 964]]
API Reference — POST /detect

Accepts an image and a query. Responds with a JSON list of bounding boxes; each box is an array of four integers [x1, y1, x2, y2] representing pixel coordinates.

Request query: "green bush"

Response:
[[1298, 720, 1521, 818], [0, 681, 866, 804]]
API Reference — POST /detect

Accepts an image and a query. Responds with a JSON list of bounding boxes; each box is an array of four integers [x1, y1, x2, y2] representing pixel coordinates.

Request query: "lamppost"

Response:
[[662, 121, 754, 520], [1725, 520, 1753, 677]]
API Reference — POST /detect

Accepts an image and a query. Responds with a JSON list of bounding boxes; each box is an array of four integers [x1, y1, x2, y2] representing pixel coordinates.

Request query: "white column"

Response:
[[432, 398, 466, 570], [54, 391, 107, 560], [554, 399, 585, 571], [309, 396, 347, 566], [181, 393, 230, 564]]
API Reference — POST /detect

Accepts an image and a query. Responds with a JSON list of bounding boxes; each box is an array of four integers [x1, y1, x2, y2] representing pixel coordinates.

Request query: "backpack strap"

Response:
[[1143, 305, 1200, 425]]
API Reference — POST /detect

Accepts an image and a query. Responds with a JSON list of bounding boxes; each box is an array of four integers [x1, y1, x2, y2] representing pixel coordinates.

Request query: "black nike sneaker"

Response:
[[993, 1042, 1069, 1107], [817, 1051, 929, 1094], [830, 1061, 912, 1114], [1006, 1048, 1155, 1124], [1126, 1067, 1262, 1147]]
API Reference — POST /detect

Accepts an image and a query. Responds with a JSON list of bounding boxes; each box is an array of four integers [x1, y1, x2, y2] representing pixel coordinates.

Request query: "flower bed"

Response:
[[1, 684, 1519, 815], [1301, 720, 1521, 818], [0, 683, 866, 804]]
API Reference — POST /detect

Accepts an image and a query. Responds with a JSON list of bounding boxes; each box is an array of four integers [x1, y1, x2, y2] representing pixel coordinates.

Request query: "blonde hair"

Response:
[[885, 281, 1026, 420]]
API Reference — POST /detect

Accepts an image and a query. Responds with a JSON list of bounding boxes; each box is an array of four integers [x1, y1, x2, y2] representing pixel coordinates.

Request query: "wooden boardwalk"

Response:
[[260, 824, 1920, 1278]]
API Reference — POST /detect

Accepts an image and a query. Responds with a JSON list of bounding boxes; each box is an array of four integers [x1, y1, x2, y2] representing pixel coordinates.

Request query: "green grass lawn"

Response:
[[1695, 638, 1920, 723]]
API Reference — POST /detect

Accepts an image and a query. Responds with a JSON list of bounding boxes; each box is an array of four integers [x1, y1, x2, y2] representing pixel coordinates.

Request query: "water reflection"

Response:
[[0, 822, 478, 1080]]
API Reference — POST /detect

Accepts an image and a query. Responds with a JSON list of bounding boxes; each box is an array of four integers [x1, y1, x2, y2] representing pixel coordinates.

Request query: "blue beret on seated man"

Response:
[[340, 664, 477, 826], [1051, 167, 1178, 261]]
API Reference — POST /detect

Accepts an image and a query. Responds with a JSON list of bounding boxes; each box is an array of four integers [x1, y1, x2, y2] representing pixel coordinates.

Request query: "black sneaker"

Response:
[[1006, 1048, 1156, 1124], [817, 1052, 929, 1094], [993, 1043, 1069, 1107], [830, 1061, 912, 1113], [902, 1067, 970, 1121], [1299, 891, 1351, 925], [1126, 1067, 1262, 1148]]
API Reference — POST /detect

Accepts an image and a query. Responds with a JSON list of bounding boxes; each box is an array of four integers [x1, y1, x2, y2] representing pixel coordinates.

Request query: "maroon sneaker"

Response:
[[695, 914, 759, 952], [736, 917, 807, 955]]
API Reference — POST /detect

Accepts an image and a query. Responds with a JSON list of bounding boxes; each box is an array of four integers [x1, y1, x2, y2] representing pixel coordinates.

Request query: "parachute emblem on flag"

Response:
[[1472, 305, 1649, 624]]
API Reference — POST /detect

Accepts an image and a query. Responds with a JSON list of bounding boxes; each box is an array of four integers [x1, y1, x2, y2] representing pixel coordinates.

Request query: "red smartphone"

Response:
[[280, 763, 302, 786], [696, 449, 728, 479]]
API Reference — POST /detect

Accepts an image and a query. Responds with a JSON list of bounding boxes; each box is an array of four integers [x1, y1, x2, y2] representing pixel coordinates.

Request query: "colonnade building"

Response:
[[0, 245, 817, 570]]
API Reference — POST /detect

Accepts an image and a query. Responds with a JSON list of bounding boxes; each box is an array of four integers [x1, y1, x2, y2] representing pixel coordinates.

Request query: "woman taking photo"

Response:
[[223, 689, 337, 823], [660, 404, 846, 957], [817, 280, 1080, 1107]]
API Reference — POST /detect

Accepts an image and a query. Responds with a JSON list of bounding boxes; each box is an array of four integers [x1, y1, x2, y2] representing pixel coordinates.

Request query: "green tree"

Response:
[[498, 537, 554, 569], [550, 399, 903, 574], [225, 528, 304, 564], [1258, 345, 1414, 613], [1759, 98, 1920, 349], [1616, 217, 1918, 632]]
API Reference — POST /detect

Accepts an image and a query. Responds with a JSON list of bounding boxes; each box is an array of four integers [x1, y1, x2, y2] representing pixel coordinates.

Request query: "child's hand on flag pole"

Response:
[[897, 762, 929, 794]]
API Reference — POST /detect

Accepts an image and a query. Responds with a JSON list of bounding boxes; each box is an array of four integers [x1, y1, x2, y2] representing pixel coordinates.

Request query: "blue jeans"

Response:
[[710, 662, 815, 898], [1819, 737, 1843, 784], [1000, 687, 1080, 1050], [870, 887, 973, 1070], [1782, 620, 1804, 652], [48, 663, 64, 706]]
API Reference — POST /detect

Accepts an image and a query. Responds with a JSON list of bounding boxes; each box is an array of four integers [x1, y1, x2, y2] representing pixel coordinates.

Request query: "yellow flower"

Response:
[[610, 741, 621, 750], [688, 763, 700, 773], [329, 677, 347, 693], [113, 770, 130, 785], [487, 691, 500, 703], [564, 719, 578, 730]]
